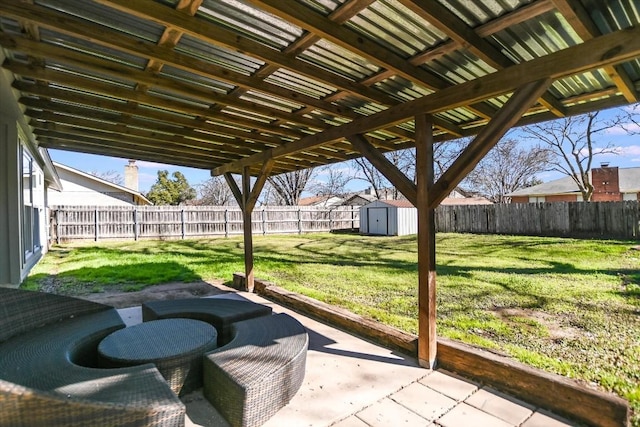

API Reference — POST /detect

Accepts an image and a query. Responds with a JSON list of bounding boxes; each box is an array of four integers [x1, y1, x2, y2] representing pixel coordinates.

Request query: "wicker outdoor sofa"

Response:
[[0, 288, 308, 427], [0, 287, 185, 427]]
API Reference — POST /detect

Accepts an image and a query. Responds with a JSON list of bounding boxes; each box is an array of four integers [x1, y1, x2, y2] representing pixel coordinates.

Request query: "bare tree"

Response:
[[267, 168, 316, 205], [196, 176, 237, 206], [433, 138, 468, 180], [90, 170, 124, 186], [521, 111, 630, 201], [351, 156, 387, 199], [351, 149, 414, 200], [313, 165, 353, 197], [464, 138, 550, 203]]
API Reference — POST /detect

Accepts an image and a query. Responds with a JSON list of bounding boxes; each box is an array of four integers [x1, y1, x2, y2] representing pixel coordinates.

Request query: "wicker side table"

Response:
[[98, 319, 217, 395]]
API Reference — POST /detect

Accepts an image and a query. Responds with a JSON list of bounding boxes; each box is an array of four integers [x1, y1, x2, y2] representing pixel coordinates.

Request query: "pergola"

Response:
[[1, 0, 639, 369]]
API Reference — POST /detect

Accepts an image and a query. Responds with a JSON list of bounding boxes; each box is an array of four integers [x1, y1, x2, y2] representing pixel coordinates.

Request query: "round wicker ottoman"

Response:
[[98, 318, 217, 395]]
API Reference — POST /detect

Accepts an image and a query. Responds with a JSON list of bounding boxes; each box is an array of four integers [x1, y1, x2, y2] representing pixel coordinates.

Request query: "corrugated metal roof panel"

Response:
[[38, 29, 148, 69], [334, 95, 387, 116], [264, 68, 337, 98], [35, 0, 165, 43], [374, 76, 433, 102], [159, 66, 235, 94], [198, 0, 302, 50], [240, 90, 306, 112], [175, 34, 264, 75], [299, 39, 381, 81], [582, 0, 639, 32], [439, 0, 532, 27], [347, 0, 448, 57], [423, 50, 495, 85], [297, 0, 344, 15]]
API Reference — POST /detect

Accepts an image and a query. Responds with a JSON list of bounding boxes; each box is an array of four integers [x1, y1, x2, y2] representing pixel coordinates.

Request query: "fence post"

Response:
[[224, 209, 229, 237], [297, 208, 302, 234], [181, 209, 185, 239], [55, 209, 60, 244], [261, 208, 266, 235], [351, 208, 355, 230], [329, 209, 333, 231], [133, 208, 139, 241], [94, 207, 99, 242]]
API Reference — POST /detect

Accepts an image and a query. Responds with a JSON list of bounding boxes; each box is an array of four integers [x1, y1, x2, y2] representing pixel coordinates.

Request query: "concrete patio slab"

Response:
[[116, 291, 579, 427]]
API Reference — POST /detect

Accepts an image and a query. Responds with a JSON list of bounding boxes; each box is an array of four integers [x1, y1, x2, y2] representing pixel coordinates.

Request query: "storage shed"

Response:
[[360, 200, 417, 236]]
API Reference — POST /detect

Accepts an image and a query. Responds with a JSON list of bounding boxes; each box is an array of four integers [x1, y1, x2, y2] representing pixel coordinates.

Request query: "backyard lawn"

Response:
[[24, 232, 640, 425]]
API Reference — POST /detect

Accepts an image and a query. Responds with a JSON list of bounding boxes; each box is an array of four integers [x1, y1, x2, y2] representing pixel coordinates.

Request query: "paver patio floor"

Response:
[[117, 291, 577, 427]]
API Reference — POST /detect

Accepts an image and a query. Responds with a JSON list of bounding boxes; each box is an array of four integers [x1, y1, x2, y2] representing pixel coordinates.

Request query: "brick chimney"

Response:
[[591, 164, 621, 201], [124, 159, 139, 192]]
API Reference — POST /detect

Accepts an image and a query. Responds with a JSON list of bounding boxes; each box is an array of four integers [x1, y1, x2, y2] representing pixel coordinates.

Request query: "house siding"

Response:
[[546, 194, 579, 202]]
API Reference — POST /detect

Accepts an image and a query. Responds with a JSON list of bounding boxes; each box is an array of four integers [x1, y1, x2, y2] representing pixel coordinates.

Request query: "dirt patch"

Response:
[[79, 280, 234, 308], [492, 307, 581, 341]]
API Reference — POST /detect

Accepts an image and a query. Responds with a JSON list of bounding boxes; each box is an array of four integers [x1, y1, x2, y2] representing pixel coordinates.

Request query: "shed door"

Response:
[[368, 207, 388, 235]]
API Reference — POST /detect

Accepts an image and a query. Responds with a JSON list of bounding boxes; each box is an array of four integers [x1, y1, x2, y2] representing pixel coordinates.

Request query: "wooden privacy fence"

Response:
[[51, 205, 360, 242], [51, 201, 640, 242], [436, 201, 640, 239]]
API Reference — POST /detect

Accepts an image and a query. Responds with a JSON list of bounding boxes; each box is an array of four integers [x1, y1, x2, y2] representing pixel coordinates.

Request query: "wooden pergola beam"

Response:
[[213, 25, 640, 175], [348, 135, 417, 206], [429, 79, 553, 208]]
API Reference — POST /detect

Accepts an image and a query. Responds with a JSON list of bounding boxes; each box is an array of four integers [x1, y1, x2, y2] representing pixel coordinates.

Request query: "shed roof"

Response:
[[1, 0, 640, 176]]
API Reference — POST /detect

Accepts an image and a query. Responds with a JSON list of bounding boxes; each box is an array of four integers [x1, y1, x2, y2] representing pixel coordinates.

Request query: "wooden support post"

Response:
[[415, 114, 437, 369], [241, 167, 255, 292], [224, 161, 274, 292]]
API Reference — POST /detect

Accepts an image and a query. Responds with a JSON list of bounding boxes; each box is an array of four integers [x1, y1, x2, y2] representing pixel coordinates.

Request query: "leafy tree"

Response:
[[520, 108, 639, 201], [464, 138, 550, 203], [146, 170, 196, 205]]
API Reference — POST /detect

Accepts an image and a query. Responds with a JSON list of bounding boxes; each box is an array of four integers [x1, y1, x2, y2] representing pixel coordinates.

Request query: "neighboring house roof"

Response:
[[440, 196, 493, 205], [298, 195, 343, 207], [507, 167, 640, 197], [50, 162, 152, 205], [341, 194, 376, 205]]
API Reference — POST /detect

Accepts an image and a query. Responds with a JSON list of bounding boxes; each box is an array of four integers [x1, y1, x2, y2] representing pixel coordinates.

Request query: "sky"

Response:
[[48, 105, 640, 196]]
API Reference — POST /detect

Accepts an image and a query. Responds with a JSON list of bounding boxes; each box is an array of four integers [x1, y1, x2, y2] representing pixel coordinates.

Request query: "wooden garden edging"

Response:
[[232, 273, 631, 427]]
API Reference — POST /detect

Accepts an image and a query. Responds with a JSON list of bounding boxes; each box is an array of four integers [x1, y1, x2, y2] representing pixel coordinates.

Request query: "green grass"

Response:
[[24, 233, 640, 425]]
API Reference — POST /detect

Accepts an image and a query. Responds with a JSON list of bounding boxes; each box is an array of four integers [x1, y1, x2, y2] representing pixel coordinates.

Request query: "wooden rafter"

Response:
[[399, 0, 565, 116], [213, 25, 640, 175], [0, 0, 637, 176], [551, 0, 638, 102]]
